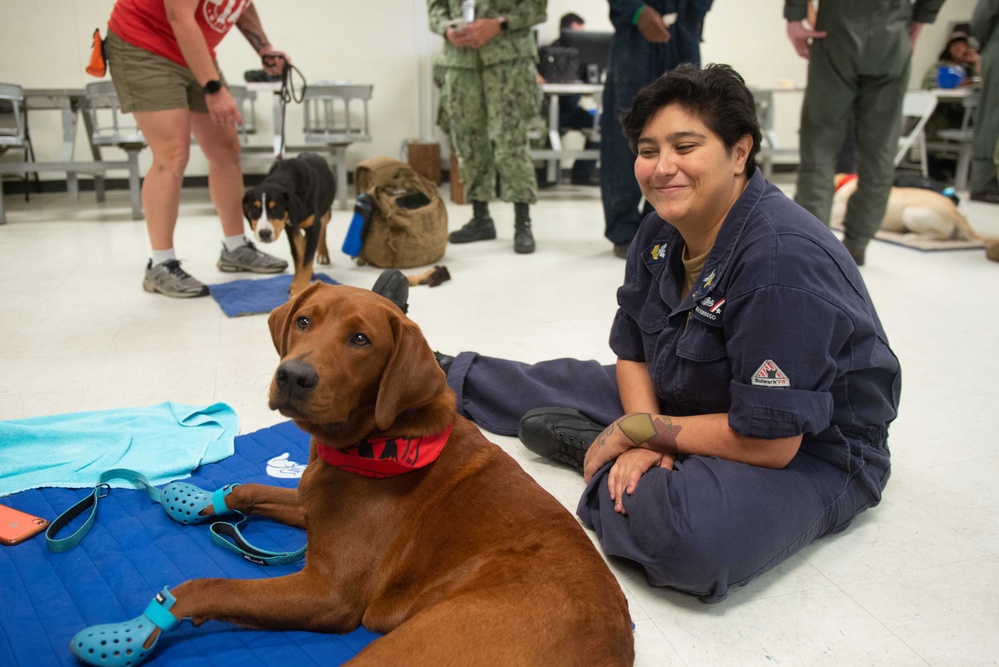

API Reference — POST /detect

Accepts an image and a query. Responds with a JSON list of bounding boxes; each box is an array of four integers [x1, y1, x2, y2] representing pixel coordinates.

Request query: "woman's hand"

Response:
[[205, 87, 242, 127], [607, 449, 673, 515], [446, 19, 502, 49], [260, 48, 291, 77], [583, 420, 632, 482]]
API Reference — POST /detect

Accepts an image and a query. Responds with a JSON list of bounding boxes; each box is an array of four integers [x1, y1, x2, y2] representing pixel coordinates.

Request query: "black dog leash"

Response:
[[264, 55, 307, 159]]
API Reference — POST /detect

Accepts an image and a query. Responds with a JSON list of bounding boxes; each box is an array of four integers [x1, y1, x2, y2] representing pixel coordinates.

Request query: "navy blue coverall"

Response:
[[601, 0, 713, 246], [446, 169, 901, 601]]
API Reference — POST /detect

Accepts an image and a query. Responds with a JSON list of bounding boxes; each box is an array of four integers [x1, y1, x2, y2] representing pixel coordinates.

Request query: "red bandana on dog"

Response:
[[317, 421, 454, 478]]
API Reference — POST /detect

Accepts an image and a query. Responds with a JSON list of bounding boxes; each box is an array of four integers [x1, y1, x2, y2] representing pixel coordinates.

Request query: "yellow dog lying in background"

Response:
[[832, 174, 990, 243]]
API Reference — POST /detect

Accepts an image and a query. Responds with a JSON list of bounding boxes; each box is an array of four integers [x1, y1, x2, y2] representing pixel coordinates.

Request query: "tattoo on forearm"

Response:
[[618, 414, 681, 455], [594, 430, 609, 450], [236, 5, 270, 52]]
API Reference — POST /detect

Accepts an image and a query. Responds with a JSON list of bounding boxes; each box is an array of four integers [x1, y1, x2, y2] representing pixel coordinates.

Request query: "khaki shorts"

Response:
[[105, 31, 227, 114]]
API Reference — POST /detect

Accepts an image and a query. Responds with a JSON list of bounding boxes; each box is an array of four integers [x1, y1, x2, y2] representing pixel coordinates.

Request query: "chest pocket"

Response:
[[676, 315, 727, 361], [668, 316, 731, 415], [618, 277, 672, 366]]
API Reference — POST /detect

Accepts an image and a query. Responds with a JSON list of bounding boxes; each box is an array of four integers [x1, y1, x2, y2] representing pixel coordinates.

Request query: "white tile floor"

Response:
[[1, 174, 998, 666]]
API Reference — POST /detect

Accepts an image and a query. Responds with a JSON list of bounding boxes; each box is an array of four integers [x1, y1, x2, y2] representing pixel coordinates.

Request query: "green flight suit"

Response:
[[428, 0, 547, 205], [785, 0, 944, 251]]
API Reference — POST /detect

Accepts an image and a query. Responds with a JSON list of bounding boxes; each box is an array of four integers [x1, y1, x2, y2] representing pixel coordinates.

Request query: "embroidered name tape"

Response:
[[692, 295, 725, 327]]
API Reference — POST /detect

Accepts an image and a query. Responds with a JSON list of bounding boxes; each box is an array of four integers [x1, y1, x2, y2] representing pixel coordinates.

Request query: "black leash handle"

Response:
[[265, 57, 307, 159]]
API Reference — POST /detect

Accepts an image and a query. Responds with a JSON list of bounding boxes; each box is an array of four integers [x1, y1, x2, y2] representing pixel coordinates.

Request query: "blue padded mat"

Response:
[[209, 273, 339, 317], [0, 421, 380, 666]]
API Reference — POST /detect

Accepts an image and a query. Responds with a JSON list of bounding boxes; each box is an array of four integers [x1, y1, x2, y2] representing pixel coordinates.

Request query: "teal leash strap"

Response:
[[45, 468, 307, 565], [45, 468, 160, 553], [209, 512, 307, 566]]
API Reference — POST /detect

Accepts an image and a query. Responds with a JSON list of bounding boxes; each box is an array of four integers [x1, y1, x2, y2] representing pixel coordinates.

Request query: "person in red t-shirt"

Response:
[[104, 0, 291, 298]]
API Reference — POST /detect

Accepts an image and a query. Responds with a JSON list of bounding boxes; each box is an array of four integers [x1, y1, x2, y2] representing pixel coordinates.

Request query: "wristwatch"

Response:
[[202, 79, 223, 95], [498, 16, 509, 31]]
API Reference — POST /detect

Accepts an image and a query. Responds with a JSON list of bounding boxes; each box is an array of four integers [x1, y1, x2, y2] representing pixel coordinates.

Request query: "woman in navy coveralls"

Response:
[[443, 64, 900, 602]]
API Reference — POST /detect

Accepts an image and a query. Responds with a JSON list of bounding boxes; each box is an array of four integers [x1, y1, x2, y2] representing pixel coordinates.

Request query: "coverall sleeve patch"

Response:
[[729, 380, 834, 438]]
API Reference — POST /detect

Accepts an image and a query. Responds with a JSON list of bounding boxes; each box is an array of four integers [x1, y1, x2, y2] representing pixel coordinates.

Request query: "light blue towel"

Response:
[[0, 402, 238, 497]]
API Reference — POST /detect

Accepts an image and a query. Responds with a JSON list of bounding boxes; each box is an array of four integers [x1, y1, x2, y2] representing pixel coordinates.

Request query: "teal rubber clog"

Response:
[[159, 482, 238, 525], [70, 587, 180, 667]]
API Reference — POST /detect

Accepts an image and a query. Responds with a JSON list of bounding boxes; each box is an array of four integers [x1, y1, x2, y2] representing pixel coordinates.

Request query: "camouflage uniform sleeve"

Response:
[[500, 0, 546, 31], [428, 0, 456, 35]]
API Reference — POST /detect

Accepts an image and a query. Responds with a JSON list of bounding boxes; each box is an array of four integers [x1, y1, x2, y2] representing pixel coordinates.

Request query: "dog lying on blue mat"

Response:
[[242, 154, 336, 297], [68, 284, 635, 666]]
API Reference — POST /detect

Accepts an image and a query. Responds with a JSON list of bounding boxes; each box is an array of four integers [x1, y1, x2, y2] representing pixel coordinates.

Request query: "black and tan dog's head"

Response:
[[242, 185, 307, 244], [266, 283, 449, 446]]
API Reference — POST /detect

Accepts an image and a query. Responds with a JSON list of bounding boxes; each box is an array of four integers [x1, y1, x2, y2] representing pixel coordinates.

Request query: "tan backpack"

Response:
[[352, 157, 448, 269]]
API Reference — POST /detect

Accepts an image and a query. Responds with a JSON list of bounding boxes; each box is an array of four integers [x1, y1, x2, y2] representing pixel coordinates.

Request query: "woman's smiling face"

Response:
[[633, 103, 751, 236]]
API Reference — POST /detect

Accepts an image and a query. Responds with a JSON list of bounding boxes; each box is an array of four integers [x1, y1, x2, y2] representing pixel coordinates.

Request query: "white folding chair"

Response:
[[84, 81, 146, 219], [301, 82, 373, 208], [936, 92, 979, 191], [0, 83, 30, 223], [894, 90, 938, 177], [228, 84, 258, 145]]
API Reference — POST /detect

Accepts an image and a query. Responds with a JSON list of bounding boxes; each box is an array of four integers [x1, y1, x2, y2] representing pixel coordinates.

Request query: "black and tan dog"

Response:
[[242, 153, 336, 297]]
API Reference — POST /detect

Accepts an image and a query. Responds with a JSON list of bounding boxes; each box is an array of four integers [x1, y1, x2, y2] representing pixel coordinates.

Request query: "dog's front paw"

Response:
[[317, 252, 331, 265]]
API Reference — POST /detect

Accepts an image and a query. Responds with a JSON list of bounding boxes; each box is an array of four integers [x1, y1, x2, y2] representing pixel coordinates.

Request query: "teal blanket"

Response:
[[0, 402, 238, 497]]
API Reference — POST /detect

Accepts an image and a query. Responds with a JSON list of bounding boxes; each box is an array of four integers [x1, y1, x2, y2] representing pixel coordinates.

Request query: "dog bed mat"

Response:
[[831, 222, 985, 252], [209, 273, 340, 317], [0, 420, 379, 666]]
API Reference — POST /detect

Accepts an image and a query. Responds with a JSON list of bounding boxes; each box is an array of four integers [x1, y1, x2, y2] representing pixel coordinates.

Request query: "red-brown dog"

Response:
[[75, 283, 634, 666]]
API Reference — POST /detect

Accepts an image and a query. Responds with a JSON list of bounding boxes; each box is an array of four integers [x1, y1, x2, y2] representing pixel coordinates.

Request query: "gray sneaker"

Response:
[[216, 240, 288, 274], [143, 259, 209, 298]]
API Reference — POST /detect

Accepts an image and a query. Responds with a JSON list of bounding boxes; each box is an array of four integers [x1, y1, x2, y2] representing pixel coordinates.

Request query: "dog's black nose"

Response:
[[275, 359, 318, 398], [258, 229, 273, 242]]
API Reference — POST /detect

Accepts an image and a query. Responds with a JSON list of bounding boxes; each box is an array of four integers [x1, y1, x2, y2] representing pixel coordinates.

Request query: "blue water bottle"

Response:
[[342, 193, 374, 257]]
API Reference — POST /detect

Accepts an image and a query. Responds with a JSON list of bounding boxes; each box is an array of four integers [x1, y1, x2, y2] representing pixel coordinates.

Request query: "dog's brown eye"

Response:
[[350, 333, 370, 347], [295, 316, 310, 330]]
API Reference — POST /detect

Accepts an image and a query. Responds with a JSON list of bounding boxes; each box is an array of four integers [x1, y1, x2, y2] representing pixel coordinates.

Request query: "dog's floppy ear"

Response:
[[241, 190, 257, 223], [267, 282, 326, 356], [374, 317, 448, 431]]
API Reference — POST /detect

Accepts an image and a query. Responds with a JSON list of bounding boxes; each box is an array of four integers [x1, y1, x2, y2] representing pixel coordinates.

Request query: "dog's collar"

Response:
[[316, 420, 454, 478]]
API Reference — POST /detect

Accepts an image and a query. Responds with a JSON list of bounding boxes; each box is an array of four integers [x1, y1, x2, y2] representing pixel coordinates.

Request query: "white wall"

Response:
[[0, 0, 978, 182]]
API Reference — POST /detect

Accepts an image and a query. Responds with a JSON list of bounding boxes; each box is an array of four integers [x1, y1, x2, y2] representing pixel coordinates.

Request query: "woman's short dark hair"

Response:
[[620, 63, 762, 177], [939, 35, 969, 61]]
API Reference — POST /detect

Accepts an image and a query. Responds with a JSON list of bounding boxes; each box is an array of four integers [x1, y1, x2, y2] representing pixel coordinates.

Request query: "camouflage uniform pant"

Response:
[[443, 58, 540, 204]]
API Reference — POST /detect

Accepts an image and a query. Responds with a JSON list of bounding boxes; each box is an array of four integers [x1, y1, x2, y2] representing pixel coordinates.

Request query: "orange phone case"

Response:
[[0, 505, 50, 546]]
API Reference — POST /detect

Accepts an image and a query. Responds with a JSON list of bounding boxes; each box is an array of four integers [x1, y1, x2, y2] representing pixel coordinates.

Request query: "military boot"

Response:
[[448, 200, 496, 243], [513, 202, 535, 254]]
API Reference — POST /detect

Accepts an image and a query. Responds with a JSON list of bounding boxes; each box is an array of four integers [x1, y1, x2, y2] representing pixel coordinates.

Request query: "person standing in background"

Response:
[[429, 0, 548, 255], [601, 0, 714, 259], [785, 0, 944, 266], [105, 0, 290, 298], [969, 0, 999, 203], [547, 12, 601, 187]]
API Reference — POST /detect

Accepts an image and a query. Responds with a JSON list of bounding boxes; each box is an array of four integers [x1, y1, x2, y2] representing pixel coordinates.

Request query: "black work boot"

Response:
[[843, 239, 867, 266], [518, 407, 605, 471], [448, 200, 496, 243], [513, 202, 535, 254], [371, 269, 409, 314]]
